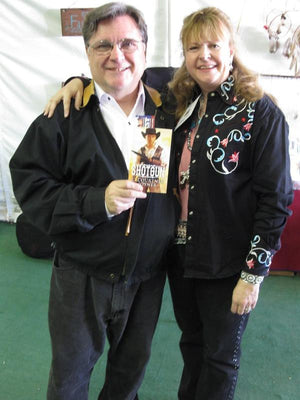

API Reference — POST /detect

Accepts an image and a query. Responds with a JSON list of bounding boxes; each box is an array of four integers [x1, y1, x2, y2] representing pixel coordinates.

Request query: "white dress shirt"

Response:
[[94, 81, 146, 169]]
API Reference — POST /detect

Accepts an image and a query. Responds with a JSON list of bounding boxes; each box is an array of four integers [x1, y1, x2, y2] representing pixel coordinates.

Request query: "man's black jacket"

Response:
[[10, 81, 179, 283]]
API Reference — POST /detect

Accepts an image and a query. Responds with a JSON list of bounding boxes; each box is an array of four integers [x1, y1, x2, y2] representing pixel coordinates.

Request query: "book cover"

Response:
[[128, 119, 172, 193]]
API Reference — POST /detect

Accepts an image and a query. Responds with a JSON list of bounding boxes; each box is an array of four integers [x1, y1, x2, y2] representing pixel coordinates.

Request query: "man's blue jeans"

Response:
[[47, 255, 166, 400]]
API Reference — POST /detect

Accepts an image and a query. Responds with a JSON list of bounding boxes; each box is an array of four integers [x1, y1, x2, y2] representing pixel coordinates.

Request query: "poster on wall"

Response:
[[60, 9, 92, 36]]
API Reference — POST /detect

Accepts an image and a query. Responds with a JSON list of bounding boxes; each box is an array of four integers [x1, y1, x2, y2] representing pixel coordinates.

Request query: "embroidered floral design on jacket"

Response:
[[246, 235, 273, 270], [220, 75, 234, 100], [206, 101, 255, 175]]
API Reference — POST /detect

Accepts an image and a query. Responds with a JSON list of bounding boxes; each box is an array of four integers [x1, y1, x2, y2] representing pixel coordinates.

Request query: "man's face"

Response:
[[146, 134, 157, 147], [86, 15, 146, 100]]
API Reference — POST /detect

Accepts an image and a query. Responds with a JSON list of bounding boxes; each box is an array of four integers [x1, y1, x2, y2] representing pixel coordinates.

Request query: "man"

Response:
[[10, 3, 178, 400]]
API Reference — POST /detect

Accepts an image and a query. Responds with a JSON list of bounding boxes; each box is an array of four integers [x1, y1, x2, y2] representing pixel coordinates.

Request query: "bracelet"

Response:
[[241, 271, 264, 285]]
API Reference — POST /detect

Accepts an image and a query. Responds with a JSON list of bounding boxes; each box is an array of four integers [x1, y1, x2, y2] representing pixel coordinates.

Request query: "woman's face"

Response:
[[184, 32, 233, 95]]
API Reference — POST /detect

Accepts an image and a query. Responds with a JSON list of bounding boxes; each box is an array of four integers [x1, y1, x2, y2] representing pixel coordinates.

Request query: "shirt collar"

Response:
[[192, 75, 237, 106], [215, 75, 236, 105], [175, 75, 237, 131], [94, 80, 146, 112]]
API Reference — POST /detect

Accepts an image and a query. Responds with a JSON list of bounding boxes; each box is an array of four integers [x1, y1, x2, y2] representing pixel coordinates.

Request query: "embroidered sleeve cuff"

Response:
[[245, 234, 274, 275], [241, 271, 264, 285]]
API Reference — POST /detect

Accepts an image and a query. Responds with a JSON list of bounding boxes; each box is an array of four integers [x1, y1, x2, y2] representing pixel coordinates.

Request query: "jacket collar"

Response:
[[192, 75, 236, 106], [81, 80, 162, 109], [81, 80, 96, 108], [216, 75, 236, 105]]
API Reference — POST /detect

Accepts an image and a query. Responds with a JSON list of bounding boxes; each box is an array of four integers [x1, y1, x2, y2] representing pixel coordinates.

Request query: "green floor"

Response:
[[1, 221, 299, 399]]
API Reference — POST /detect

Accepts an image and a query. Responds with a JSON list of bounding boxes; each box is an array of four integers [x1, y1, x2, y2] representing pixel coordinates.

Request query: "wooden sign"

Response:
[[60, 8, 93, 36]]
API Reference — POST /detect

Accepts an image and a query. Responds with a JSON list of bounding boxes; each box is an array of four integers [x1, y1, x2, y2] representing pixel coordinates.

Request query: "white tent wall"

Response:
[[1, 0, 299, 222]]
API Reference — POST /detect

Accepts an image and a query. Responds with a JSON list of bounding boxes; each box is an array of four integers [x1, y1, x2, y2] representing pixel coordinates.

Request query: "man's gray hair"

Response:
[[82, 2, 148, 47]]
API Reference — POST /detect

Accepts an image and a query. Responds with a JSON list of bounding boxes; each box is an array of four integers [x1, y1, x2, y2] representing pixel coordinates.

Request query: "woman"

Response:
[[166, 7, 293, 400], [44, 7, 293, 399]]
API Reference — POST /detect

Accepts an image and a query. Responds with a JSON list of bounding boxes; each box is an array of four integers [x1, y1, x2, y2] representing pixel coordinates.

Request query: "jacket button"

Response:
[[192, 159, 196, 164], [190, 185, 195, 190], [187, 236, 192, 241], [110, 273, 115, 280], [189, 211, 194, 216]]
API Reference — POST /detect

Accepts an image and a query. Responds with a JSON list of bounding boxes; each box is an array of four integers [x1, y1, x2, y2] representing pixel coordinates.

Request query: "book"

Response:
[[128, 117, 172, 193]]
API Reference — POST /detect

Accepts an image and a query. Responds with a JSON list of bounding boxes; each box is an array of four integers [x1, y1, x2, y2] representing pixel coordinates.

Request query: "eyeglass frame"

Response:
[[88, 38, 145, 55]]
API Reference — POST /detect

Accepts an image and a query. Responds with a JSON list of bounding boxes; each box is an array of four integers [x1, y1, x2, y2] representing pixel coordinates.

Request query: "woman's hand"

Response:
[[43, 78, 84, 118], [231, 278, 260, 315]]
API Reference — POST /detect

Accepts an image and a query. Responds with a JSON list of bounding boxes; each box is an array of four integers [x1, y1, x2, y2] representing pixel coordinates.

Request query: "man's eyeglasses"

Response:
[[88, 38, 144, 55]]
